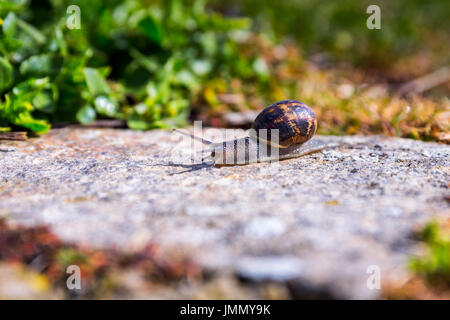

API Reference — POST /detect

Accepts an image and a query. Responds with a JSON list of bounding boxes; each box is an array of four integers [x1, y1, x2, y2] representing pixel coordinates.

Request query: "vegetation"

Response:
[[0, 218, 201, 298], [222, 0, 449, 75], [383, 220, 450, 299], [410, 221, 450, 288], [0, 0, 448, 141], [0, 0, 264, 133]]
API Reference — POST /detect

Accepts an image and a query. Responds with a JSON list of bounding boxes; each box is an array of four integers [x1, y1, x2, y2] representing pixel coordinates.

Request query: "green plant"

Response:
[[0, 1, 447, 141], [0, 0, 262, 133], [410, 221, 450, 288]]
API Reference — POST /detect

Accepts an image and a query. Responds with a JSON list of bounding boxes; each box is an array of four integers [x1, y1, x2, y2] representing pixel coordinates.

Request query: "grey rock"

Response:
[[0, 128, 449, 299]]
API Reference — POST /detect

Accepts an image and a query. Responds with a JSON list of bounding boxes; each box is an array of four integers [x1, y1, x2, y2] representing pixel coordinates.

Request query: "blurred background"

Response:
[[0, 0, 449, 300], [0, 0, 449, 140]]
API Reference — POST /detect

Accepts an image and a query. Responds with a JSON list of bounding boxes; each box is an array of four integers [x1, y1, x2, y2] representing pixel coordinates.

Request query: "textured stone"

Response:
[[0, 128, 449, 299]]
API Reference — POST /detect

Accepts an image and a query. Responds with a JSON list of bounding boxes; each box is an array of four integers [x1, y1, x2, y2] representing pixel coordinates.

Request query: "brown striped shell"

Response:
[[250, 100, 317, 148]]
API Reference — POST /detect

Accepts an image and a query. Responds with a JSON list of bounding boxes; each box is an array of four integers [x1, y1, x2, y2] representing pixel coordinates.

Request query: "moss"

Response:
[[410, 221, 450, 288]]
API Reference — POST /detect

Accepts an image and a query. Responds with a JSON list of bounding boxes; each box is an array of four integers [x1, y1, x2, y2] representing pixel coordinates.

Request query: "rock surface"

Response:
[[0, 128, 449, 299]]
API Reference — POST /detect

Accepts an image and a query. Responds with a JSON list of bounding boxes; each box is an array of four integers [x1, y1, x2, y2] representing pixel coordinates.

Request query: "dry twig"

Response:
[[0, 132, 28, 141], [397, 67, 450, 97]]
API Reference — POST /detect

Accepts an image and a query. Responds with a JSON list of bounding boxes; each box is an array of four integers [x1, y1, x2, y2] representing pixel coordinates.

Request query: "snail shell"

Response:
[[175, 100, 325, 166], [250, 100, 318, 148]]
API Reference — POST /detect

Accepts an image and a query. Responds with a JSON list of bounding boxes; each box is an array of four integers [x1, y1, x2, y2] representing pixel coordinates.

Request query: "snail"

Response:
[[174, 100, 328, 166]]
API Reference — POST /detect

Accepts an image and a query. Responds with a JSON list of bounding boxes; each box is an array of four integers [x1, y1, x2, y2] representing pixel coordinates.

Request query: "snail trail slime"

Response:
[[175, 100, 329, 166]]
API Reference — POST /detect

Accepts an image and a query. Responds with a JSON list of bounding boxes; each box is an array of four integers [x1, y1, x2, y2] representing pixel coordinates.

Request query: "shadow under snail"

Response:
[[175, 100, 329, 166]]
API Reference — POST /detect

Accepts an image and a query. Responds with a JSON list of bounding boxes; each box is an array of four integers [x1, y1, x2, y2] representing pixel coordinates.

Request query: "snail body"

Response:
[[175, 100, 326, 166]]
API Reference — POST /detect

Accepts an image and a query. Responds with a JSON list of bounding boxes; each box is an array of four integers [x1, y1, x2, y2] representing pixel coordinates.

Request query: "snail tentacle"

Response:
[[173, 129, 214, 146]]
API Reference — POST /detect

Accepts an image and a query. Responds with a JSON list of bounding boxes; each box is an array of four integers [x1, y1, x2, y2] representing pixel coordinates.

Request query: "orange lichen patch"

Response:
[[0, 219, 202, 298], [0, 220, 62, 263]]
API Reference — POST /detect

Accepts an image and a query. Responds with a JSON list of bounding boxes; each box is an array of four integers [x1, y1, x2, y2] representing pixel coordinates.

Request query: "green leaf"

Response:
[[166, 99, 188, 117], [94, 95, 117, 116], [138, 16, 163, 45], [32, 89, 56, 113], [0, 93, 51, 134], [2, 12, 18, 37], [252, 57, 269, 80], [49, 27, 68, 55], [0, 56, 13, 92], [12, 77, 50, 102], [15, 112, 50, 134], [76, 105, 96, 124], [0, 94, 12, 117], [0, 0, 27, 16], [15, 17, 46, 45], [3, 12, 45, 44], [127, 114, 151, 130], [83, 67, 110, 97], [20, 53, 63, 78], [129, 49, 159, 73]]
